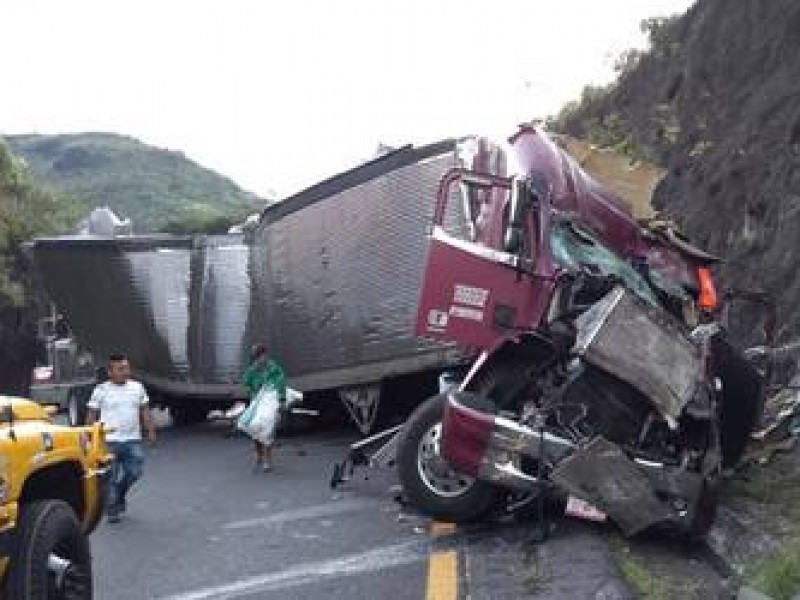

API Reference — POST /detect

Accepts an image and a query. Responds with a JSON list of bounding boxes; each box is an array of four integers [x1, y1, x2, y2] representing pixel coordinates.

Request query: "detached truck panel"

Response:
[[32, 235, 252, 398]]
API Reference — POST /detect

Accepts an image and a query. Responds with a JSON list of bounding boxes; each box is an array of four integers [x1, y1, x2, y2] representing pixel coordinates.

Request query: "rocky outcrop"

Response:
[[555, 0, 800, 353]]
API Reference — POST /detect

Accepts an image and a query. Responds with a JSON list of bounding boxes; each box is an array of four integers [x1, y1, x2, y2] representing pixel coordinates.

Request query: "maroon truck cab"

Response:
[[416, 126, 717, 352]]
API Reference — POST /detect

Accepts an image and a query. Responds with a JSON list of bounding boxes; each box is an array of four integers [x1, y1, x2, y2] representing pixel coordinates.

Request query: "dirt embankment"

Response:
[[555, 0, 800, 352]]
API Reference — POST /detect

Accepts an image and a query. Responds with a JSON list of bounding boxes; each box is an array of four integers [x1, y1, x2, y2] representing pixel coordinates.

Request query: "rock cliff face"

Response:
[[554, 0, 800, 352]]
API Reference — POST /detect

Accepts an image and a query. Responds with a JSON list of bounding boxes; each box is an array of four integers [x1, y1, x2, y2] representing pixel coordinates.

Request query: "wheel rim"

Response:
[[48, 551, 90, 600], [417, 422, 475, 498]]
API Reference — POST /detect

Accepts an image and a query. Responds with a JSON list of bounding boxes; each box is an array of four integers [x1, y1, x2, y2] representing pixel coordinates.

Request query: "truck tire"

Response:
[[398, 394, 499, 522], [5, 500, 92, 600], [687, 479, 719, 539], [712, 337, 765, 468]]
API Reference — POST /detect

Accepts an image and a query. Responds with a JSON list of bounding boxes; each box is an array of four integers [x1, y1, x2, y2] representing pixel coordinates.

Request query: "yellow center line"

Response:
[[426, 521, 458, 600], [426, 550, 458, 600]]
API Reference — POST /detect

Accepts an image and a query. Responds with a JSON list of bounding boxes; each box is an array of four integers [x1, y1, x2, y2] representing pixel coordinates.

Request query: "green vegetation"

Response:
[[549, 90, 647, 162], [0, 138, 79, 305], [747, 544, 800, 600], [548, 15, 684, 163], [609, 537, 671, 600], [160, 209, 249, 235], [518, 546, 549, 594], [607, 534, 722, 600], [724, 443, 800, 534], [6, 133, 265, 233], [0, 138, 80, 395]]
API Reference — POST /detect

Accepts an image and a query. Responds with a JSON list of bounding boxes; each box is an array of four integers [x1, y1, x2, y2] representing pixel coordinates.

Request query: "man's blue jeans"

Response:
[[107, 440, 144, 511]]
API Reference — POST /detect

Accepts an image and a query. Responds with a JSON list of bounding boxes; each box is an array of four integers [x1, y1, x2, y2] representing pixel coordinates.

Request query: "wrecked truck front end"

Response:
[[397, 125, 762, 535], [441, 287, 724, 537]]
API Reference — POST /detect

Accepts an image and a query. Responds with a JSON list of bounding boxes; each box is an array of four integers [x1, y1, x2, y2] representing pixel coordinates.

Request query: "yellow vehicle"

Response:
[[0, 397, 110, 599]]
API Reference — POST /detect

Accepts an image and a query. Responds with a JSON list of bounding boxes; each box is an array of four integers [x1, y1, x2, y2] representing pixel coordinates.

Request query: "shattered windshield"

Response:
[[550, 220, 659, 307]]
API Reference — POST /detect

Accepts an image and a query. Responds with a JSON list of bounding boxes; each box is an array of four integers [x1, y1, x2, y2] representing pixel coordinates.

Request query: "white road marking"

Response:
[[221, 497, 380, 530], [159, 540, 427, 600]]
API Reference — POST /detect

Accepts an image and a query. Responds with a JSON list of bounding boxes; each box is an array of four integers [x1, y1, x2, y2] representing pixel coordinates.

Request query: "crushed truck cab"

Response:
[[0, 396, 110, 598], [397, 126, 763, 538]]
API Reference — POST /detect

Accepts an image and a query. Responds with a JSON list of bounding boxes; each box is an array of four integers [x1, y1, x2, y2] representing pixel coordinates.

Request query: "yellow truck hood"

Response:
[[0, 397, 52, 422]]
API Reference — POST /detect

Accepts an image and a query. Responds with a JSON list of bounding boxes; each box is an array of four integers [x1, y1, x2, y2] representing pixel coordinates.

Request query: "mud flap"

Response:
[[551, 437, 674, 537]]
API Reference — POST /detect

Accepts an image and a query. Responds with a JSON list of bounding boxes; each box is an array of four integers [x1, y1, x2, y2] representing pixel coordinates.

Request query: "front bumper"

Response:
[[441, 392, 711, 536], [441, 392, 575, 491]]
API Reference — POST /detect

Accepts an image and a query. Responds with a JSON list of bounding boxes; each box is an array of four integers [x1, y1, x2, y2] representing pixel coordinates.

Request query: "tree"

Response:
[[0, 138, 79, 395]]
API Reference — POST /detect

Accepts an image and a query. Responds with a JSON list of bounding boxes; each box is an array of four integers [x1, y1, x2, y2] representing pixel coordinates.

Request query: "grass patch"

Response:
[[724, 454, 800, 533], [518, 546, 549, 594], [609, 537, 671, 600], [748, 543, 800, 600]]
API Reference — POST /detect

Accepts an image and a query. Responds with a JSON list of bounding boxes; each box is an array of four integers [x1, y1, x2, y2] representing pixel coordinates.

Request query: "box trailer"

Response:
[[32, 140, 469, 432]]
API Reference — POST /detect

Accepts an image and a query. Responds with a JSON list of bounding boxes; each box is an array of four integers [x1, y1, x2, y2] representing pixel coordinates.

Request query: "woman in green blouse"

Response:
[[242, 344, 287, 471]]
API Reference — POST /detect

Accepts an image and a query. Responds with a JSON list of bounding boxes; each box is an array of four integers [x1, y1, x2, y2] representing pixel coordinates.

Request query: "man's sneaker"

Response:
[[262, 461, 272, 472]]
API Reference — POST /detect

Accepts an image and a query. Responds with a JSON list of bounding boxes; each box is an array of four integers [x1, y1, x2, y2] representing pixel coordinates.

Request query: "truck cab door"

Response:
[[417, 170, 555, 350]]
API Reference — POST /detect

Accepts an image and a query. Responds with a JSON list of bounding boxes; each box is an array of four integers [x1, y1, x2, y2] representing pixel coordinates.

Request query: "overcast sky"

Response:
[[2, 1, 694, 198]]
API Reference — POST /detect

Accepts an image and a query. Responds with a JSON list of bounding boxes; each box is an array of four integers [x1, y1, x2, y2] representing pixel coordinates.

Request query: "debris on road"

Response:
[[758, 381, 800, 436]]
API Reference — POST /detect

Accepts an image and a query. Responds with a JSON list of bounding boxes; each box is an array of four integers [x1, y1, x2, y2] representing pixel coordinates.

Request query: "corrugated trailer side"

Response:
[[32, 234, 252, 424], [33, 236, 195, 384], [250, 141, 469, 431]]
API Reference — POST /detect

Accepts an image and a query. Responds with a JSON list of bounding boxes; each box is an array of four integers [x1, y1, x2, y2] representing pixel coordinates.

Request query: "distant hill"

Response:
[[6, 132, 266, 232]]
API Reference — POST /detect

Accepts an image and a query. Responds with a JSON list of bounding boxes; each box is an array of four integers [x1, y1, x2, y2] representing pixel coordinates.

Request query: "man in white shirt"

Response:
[[87, 353, 157, 523]]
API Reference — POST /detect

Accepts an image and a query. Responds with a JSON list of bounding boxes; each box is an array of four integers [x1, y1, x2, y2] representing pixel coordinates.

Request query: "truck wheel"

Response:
[[6, 500, 92, 600], [170, 405, 208, 427], [398, 394, 499, 522], [67, 388, 87, 428], [687, 479, 719, 539], [713, 337, 765, 468]]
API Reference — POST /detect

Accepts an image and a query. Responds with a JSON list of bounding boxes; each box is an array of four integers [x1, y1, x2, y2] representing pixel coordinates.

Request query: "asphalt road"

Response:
[[90, 417, 633, 600], [90, 418, 435, 600]]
